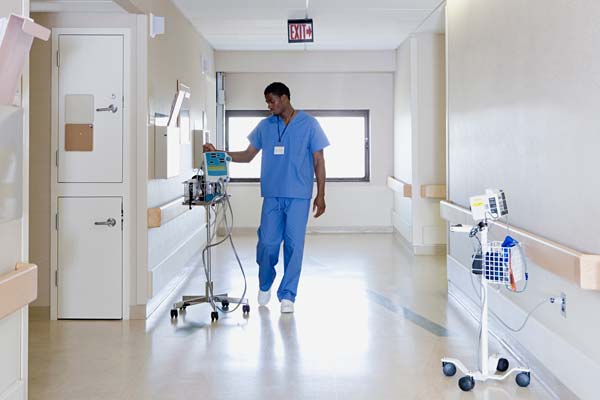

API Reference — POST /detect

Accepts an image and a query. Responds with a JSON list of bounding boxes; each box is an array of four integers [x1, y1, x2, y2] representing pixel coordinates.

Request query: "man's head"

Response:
[[264, 82, 291, 116]]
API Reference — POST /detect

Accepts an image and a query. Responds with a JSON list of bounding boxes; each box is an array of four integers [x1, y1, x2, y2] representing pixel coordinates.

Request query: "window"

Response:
[[225, 110, 370, 182]]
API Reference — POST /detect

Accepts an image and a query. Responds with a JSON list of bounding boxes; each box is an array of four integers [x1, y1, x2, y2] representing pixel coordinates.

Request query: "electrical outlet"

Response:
[[560, 292, 567, 318]]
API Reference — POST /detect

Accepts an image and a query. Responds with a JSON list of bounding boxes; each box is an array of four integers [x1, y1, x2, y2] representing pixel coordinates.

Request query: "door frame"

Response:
[[50, 28, 132, 320]]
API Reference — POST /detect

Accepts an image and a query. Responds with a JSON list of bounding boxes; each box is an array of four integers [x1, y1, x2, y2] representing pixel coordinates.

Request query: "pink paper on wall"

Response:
[[0, 14, 50, 105]]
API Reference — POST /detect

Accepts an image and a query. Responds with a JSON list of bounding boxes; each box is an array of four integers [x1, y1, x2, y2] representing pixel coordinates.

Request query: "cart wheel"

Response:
[[221, 301, 230, 310], [243, 304, 250, 314], [458, 376, 475, 392], [170, 309, 178, 319], [442, 362, 456, 377], [211, 311, 219, 322], [516, 372, 530, 387], [496, 358, 509, 372]]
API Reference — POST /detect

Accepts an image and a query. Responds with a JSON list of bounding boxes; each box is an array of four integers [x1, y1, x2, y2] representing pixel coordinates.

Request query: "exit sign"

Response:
[[288, 19, 314, 43]]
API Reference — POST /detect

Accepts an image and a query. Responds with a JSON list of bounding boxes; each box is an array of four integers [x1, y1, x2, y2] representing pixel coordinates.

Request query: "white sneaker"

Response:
[[258, 289, 271, 306], [280, 299, 294, 313]]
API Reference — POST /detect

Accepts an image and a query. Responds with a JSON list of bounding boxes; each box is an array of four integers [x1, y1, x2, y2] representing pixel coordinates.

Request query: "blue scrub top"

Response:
[[248, 111, 330, 199]]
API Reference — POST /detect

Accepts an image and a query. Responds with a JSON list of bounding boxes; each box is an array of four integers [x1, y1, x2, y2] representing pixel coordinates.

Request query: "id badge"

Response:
[[274, 146, 285, 155]]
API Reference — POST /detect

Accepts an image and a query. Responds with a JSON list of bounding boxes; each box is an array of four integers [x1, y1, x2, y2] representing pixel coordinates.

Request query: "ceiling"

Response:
[[31, 0, 125, 13], [30, 0, 445, 50], [172, 0, 445, 51]]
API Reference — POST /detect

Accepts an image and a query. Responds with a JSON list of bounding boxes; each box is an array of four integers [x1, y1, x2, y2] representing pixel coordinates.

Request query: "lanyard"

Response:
[[277, 111, 296, 143]]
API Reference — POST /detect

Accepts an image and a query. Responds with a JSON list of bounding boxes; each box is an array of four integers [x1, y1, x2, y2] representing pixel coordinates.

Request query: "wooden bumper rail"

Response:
[[148, 196, 189, 228], [420, 184, 446, 199], [0, 263, 37, 319], [441, 201, 600, 290], [387, 176, 412, 198], [388, 177, 447, 200]]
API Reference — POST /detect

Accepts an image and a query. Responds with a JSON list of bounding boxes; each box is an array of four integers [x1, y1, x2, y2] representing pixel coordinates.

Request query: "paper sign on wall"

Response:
[[65, 94, 94, 151]]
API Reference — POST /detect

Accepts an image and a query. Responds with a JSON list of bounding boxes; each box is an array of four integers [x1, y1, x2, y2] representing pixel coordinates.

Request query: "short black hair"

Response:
[[264, 82, 290, 99]]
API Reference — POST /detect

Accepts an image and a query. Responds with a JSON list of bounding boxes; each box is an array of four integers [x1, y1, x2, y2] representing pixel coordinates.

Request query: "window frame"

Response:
[[225, 109, 370, 183]]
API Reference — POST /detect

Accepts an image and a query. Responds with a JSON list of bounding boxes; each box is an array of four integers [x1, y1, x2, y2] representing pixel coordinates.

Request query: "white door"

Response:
[[58, 34, 123, 183], [57, 197, 122, 319]]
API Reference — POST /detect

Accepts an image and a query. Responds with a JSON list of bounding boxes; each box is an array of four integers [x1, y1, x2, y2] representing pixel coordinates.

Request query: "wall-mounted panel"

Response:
[[154, 125, 180, 179], [0, 106, 23, 223]]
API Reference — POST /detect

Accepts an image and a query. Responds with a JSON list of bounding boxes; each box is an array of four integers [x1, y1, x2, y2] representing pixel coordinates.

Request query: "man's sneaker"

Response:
[[280, 299, 294, 313], [258, 289, 271, 306]]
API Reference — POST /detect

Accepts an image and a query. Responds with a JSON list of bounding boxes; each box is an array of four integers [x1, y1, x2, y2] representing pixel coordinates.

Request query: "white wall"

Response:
[[217, 51, 395, 231], [392, 39, 413, 242], [447, 1, 600, 398], [216, 50, 396, 73], [412, 34, 446, 250], [392, 34, 446, 253], [130, 0, 215, 312]]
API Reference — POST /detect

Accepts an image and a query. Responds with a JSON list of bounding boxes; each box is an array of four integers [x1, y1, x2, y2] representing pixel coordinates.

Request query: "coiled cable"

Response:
[[200, 182, 248, 314]]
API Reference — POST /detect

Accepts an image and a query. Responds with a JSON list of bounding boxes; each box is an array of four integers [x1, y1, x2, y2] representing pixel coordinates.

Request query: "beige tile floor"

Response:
[[29, 233, 553, 400]]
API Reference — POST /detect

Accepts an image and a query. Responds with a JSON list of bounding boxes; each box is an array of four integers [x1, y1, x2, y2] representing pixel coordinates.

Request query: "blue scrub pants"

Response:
[[257, 197, 311, 303]]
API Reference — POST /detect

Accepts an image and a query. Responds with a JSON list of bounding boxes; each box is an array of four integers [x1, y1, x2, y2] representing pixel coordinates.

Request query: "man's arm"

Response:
[[203, 143, 259, 163], [312, 150, 326, 218]]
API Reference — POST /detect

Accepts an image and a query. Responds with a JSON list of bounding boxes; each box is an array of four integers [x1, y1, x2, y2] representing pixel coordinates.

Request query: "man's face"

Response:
[[265, 93, 288, 116]]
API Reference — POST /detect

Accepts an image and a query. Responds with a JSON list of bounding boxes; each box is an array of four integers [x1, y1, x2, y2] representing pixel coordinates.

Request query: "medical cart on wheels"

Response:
[[170, 151, 250, 323], [442, 190, 531, 392]]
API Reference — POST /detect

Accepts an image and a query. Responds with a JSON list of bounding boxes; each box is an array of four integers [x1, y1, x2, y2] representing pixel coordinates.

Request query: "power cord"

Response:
[[468, 231, 559, 330], [467, 251, 560, 334], [200, 181, 248, 314], [489, 297, 551, 333]]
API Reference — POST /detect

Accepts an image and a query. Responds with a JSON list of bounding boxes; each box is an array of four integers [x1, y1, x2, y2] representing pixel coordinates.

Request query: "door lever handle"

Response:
[[96, 104, 118, 113], [94, 218, 117, 227]]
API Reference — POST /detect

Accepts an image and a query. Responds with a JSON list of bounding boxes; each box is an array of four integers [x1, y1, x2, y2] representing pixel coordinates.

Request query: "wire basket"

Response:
[[473, 241, 525, 286]]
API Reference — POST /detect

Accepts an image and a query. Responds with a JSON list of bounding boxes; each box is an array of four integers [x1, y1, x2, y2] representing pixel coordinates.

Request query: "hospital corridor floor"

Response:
[[29, 233, 553, 400]]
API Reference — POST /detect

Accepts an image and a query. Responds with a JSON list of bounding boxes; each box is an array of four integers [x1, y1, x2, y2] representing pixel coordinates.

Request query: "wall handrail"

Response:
[[440, 201, 600, 290], [147, 196, 189, 228], [0, 263, 37, 319], [387, 176, 412, 198]]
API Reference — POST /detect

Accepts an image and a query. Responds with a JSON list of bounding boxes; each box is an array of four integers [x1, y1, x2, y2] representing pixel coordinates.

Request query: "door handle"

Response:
[[96, 104, 118, 113], [94, 218, 117, 227]]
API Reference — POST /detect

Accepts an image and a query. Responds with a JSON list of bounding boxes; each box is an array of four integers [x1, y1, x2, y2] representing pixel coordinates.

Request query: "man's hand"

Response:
[[203, 144, 258, 163], [203, 143, 216, 152], [312, 150, 326, 218], [313, 195, 326, 218]]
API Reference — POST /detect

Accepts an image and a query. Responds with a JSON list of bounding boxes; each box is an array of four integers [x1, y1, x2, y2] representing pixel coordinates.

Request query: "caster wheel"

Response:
[[458, 376, 475, 392], [516, 372, 531, 387], [221, 301, 230, 310], [442, 362, 456, 377], [497, 358, 509, 372], [211, 311, 219, 322], [170, 309, 178, 319], [243, 304, 250, 314]]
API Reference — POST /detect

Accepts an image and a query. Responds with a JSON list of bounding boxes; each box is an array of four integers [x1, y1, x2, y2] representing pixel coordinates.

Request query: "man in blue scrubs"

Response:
[[204, 82, 329, 313]]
